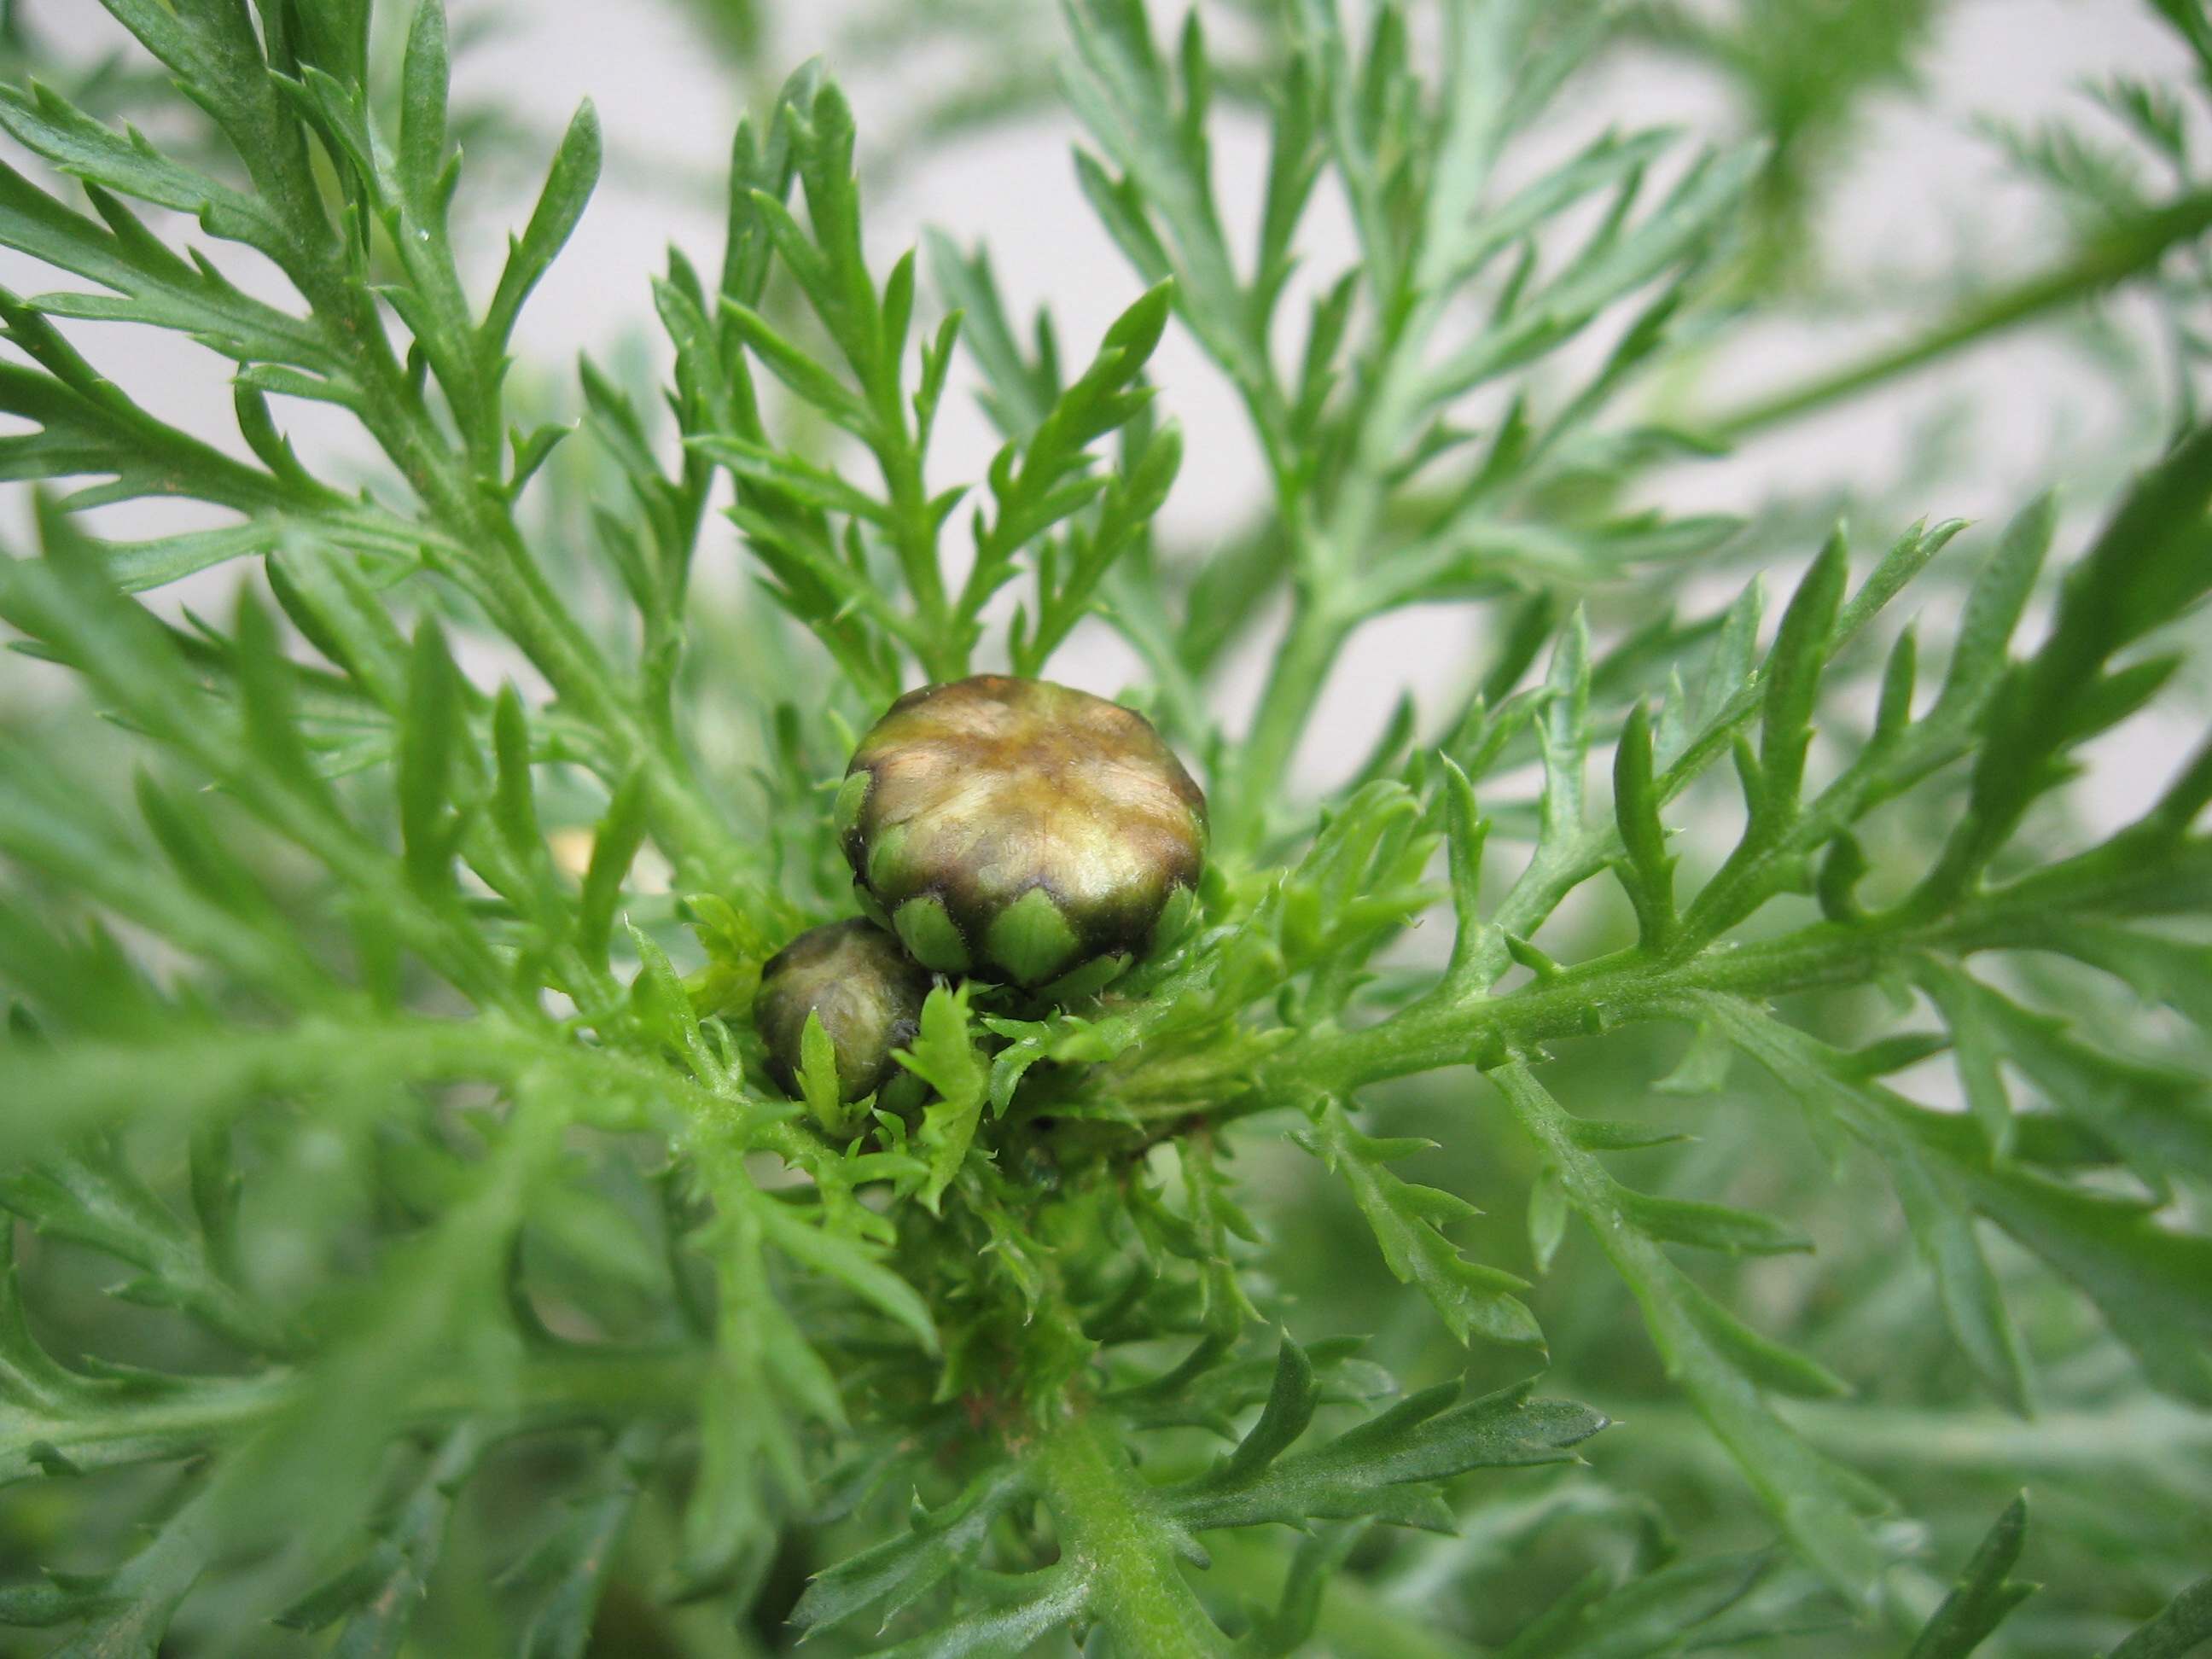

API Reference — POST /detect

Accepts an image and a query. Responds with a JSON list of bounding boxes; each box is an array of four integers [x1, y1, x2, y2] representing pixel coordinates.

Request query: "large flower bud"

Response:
[[754, 920, 930, 1103], [837, 676, 1207, 989]]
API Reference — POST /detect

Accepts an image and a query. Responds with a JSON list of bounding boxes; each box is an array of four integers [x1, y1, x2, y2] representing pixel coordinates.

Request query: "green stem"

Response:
[[1212, 148, 1469, 863], [341, 321, 742, 887], [224, 53, 747, 891], [880, 440, 961, 679], [1616, 1394, 2212, 1482], [460, 513, 744, 888], [1033, 1411, 1225, 1658], [1708, 189, 2212, 439], [1115, 833, 2209, 1115], [1208, 11, 1515, 847], [1274, 919, 1994, 1102], [1217, 597, 1347, 863]]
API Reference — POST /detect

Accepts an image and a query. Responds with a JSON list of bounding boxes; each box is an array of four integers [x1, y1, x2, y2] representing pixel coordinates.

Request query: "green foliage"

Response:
[[1294, 1100, 1542, 1351], [1897, 1495, 2212, 1659], [1906, 1496, 2035, 1659], [0, 0, 2207, 1655], [1627, 0, 1947, 288], [899, 984, 990, 1210]]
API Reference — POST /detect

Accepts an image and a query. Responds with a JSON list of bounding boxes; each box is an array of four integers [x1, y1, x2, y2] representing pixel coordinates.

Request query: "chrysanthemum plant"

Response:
[[1, 0, 2209, 1654]]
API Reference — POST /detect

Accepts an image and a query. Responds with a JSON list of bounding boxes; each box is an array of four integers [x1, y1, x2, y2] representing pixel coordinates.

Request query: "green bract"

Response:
[[836, 675, 1207, 988], [753, 918, 929, 1104]]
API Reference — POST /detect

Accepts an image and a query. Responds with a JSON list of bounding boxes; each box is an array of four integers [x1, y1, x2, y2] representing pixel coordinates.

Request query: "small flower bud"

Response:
[[837, 675, 1207, 989], [754, 919, 930, 1103]]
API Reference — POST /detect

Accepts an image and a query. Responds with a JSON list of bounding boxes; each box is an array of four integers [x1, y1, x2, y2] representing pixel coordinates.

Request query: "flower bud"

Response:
[[754, 919, 930, 1103], [837, 675, 1207, 989]]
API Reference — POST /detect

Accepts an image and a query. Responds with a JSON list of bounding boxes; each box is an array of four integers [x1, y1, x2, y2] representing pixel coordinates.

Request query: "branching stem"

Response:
[[1708, 189, 2212, 439], [218, 52, 748, 890], [1114, 833, 2210, 1115], [1033, 1411, 1224, 1657]]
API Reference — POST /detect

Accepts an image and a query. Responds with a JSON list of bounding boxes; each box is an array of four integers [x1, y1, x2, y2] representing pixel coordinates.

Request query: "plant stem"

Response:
[[876, 422, 963, 680], [1215, 597, 1345, 862], [1272, 902, 2075, 1101], [1114, 832, 2210, 1115], [1034, 1411, 1225, 1657], [1708, 189, 2212, 439], [1620, 1394, 2212, 1480], [227, 65, 748, 892]]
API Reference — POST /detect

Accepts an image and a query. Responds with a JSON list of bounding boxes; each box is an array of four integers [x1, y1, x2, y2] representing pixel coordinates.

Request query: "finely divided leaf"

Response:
[[1166, 1365, 1605, 1534], [1906, 1495, 2037, 1659], [1295, 1099, 1543, 1350], [793, 1464, 1027, 1636], [897, 984, 990, 1211], [1491, 1061, 1884, 1598]]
